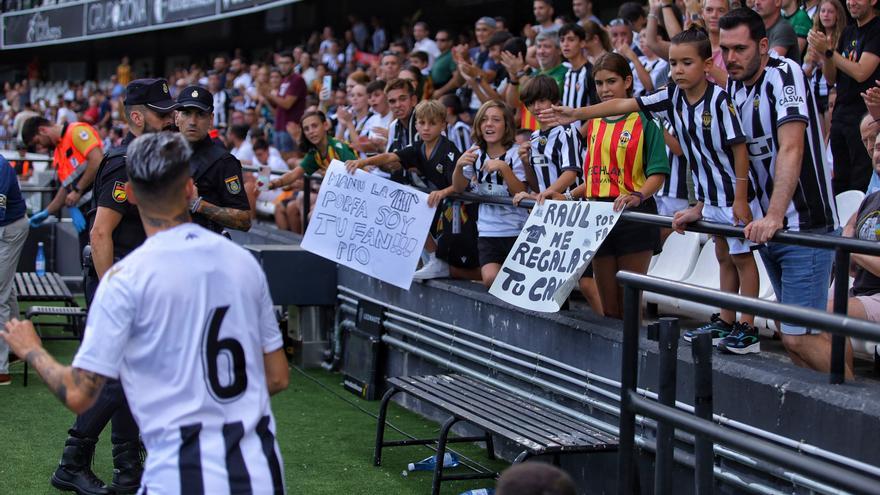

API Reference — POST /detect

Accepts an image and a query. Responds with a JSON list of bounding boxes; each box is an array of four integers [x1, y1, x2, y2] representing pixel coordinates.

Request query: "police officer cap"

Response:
[[124, 78, 178, 113], [176, 86, 213, 112]]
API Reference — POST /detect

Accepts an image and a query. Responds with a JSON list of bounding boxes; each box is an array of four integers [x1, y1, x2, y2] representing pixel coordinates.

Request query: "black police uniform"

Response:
[[55, 78, 178, 495], [176, 86, 250, 233]]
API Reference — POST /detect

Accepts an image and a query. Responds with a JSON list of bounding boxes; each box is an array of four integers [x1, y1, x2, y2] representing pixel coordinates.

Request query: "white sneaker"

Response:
[[413, 256, 450, 280]]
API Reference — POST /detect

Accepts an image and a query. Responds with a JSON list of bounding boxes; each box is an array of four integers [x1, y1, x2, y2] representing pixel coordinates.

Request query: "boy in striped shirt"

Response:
[[541, 27, 763, 353]]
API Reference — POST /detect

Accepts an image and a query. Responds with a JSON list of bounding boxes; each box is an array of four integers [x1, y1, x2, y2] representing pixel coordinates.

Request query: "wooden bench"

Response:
[[374, 374, 618, 495]]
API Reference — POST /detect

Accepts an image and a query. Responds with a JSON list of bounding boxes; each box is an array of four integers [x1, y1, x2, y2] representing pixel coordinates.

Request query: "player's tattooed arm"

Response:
[[197, 201, 252, 231], [25, 348, 106, 413]]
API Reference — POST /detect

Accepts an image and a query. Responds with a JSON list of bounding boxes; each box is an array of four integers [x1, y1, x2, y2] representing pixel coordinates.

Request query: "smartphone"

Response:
[[257, 165, 271, 191], [321, 75, 333, 101]]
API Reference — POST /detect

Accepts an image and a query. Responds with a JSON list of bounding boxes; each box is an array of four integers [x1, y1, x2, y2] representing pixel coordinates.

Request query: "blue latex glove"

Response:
[[29, 209, 49, 228], [67, 207, 86, 233]]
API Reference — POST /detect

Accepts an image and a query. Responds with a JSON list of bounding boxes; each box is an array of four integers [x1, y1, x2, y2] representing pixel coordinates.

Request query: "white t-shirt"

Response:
[[73, 223, 285, 495], [231, 139, 255, 166], [472, 146, 529, 237], [413, 38, 441, 67]]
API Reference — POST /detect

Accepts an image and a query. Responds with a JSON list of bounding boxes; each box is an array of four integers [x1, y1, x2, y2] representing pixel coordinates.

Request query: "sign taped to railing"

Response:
[[489, 200, 622, 312], [301, 160, 436, 290]]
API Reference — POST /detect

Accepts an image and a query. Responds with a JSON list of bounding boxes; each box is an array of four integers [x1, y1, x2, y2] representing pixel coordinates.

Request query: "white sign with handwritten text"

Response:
[[302, 160, 436, 290], [489, 200, 622, 312]]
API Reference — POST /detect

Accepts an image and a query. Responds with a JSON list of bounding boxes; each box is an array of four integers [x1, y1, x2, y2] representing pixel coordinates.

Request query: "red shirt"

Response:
[[274, 72, 307, 130]]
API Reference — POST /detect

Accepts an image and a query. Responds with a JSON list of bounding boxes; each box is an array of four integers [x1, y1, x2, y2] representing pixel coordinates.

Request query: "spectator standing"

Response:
[[298, 53, 318, 89], [754, 0, 801, 60], [0, 155, 27, 386], [559, 24, 600, 117], [413, 22, 441, 68], [809, 0, 880, 193], [261, 53, 306, 156], [802, 0, 846, 138], [349, 15, 369, 51], [431, 29, 458, 95], [573, 0, 604, 27], [441, 93, 472, 152], [531, 0, 561, 38], [371, 16, 388, 54], [116, 56, 132, 86], [208, 71, 231, 130], [782, 0, 813, 56], [721, 8, 839, 374]]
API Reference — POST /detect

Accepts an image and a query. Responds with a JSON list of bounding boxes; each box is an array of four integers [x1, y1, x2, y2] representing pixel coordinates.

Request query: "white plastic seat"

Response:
[[644, 232, 701, 309], [836, 190, 865, 226], [674, 238, 722, 320]]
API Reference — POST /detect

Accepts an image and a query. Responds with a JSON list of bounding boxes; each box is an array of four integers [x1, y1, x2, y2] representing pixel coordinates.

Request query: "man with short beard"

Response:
[[720, 8, 840, 375]]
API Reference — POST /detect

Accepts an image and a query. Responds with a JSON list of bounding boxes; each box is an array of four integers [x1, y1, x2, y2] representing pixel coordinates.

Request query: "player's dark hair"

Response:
[[520, 75, 561, 107], [671, 25, 713, 60], [20, 116, 50, 145], [719, 7, 767, 42], [126, 132, 192, 207], [559, 23, 586, 41]]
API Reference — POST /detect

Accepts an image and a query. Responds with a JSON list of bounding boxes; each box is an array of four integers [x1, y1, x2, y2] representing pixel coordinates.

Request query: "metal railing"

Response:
[[616, 272, 880, 494], [299, 184, 880, 383]]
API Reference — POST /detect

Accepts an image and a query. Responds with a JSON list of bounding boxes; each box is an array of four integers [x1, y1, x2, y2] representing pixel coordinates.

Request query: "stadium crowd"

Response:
[[2, 0, 880, 490]]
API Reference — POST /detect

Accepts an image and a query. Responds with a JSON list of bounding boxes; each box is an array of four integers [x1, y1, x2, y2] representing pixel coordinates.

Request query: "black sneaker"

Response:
[[718, 322, 761, 355], [682, 313, 733, 345]]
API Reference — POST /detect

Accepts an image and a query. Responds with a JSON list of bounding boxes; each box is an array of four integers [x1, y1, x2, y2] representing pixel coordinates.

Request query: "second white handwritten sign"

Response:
[[489, 200, 622, 312]]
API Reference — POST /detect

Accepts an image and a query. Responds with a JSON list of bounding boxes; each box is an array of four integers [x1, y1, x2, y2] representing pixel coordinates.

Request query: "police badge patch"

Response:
[[112, 181, 127, 203], [225, 176, 242, 194]]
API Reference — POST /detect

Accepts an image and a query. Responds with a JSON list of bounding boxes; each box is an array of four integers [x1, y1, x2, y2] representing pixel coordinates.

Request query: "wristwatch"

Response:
[[824, 48, 834, 59]]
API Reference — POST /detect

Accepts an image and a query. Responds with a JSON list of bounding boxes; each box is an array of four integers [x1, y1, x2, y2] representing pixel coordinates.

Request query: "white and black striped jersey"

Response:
[[386, 112, 419, 153], [212, 89, 231, 129], [727, 56, 837, 231], [445, 120, 472, 153], [337, 109, 375, 159], [562, 63, 599, 109], [473, 146, 529, 236], [632, 56, 670, 97], [655, 116, 689, 200], [529, 123, 583, 192], [73, 223, 285, 495], [638, 81, 748, 207]]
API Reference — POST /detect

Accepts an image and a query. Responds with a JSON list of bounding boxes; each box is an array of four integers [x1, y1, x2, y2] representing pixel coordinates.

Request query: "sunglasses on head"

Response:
[[609, 18, 632, 27]]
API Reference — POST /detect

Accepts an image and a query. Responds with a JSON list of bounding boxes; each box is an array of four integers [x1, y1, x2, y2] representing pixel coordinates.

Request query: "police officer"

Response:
[[48, 79, 178, 495], [175, 86, 251, 233]]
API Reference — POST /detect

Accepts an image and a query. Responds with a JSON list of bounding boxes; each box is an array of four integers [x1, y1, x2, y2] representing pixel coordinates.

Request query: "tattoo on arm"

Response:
[[199, 202, 251, 231], [25, 350, 105, 408]]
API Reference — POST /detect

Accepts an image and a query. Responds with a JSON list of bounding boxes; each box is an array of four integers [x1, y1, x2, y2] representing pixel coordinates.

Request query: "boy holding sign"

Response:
[[513, 75, 603, 315], [541, 28, 763, 353], [345, 100, 481, 281]]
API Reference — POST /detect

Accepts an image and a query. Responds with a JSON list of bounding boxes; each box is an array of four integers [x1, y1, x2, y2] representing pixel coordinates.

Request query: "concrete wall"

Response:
[[338, 267, 880, 494]]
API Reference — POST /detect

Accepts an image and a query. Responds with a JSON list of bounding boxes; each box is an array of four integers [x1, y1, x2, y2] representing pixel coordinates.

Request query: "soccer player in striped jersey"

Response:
[[452, 101, 528, 288], [541, 30, 764, 344], [542, 53, 670, 318], [720, 9, 841, 373], [441, 93, 472, 153], [1, 132, 289, 494]]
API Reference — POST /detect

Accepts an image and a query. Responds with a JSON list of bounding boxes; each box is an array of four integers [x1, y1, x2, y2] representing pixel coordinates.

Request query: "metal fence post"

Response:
[[654, 317, 680, 495], [618, 284, 641, 495], [831, 248, 849, 384], [692, 332, 714, 495], [302, 174, 312, 233]]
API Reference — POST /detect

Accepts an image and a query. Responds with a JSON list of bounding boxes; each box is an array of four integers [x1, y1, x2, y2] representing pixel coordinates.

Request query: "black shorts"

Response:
[[478, 236, 518, 266], [435, 202, 480, 269], [595, 197, 661, 258]]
